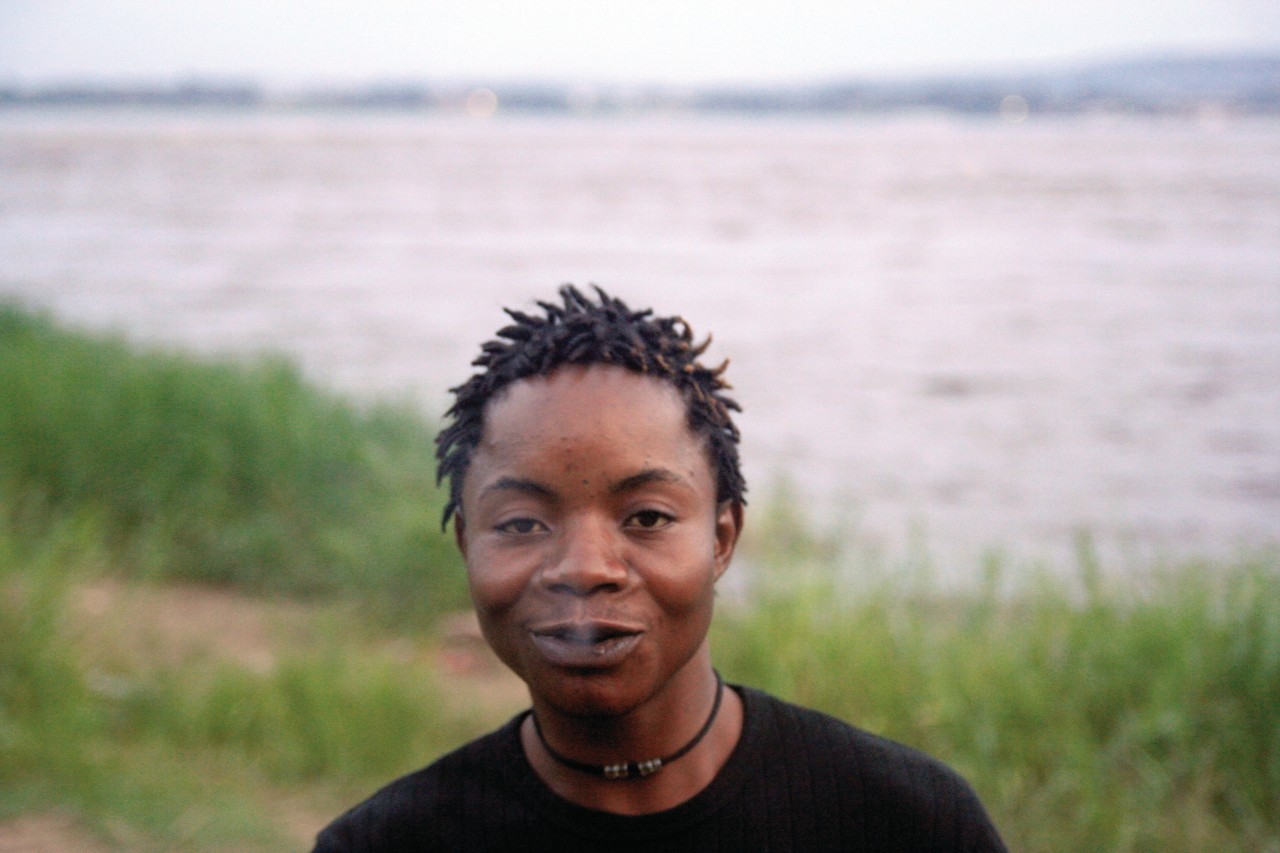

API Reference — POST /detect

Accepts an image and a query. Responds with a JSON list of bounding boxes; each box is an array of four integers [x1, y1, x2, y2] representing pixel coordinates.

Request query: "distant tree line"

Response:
[[3, 53, 1277, 116]]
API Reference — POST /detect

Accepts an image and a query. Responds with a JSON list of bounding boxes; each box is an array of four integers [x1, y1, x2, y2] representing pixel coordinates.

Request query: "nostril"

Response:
[[543, 566, 627, 595]]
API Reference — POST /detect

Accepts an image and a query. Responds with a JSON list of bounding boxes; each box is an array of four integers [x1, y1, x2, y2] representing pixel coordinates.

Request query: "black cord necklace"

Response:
[[530, 670, 725, 781]]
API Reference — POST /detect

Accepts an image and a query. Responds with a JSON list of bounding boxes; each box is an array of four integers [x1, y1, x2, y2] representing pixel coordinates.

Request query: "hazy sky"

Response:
[[2, 0, 1279, 86]]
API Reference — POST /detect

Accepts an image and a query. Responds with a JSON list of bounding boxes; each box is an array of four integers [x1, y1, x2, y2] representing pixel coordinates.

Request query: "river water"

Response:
[[2, 108, 1278, 571]]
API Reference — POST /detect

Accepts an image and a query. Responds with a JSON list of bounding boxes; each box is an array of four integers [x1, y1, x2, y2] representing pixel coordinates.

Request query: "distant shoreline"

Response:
[[4, 51, 1278, 117]]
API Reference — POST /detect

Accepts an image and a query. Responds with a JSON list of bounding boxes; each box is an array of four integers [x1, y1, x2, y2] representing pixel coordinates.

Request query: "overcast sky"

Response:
[[2, 0, 1279, 86]]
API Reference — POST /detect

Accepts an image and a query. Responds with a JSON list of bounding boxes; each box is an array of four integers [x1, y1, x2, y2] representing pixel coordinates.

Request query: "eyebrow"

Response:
[[478, 469, 687, 502], [609, 468, 687, 495], [479, 477, 556, 502]]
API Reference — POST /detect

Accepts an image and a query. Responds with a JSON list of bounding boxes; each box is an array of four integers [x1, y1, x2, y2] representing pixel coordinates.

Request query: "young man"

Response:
[[314, 286, 1007, 851]]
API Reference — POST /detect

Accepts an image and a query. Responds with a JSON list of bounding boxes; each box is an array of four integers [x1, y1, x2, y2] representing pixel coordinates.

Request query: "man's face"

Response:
[[456, 364, 741, 719]]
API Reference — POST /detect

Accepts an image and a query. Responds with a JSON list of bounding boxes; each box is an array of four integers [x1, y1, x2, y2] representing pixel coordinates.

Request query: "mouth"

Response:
[[528, 621, 644, 668]]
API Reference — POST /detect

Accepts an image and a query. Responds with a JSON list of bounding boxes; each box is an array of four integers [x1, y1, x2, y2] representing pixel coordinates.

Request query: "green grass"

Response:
[[2, 304, 1277, 850], [715, 523, 1280, 852], [0, 302, 469, 625], [0, 515, 477, 850]]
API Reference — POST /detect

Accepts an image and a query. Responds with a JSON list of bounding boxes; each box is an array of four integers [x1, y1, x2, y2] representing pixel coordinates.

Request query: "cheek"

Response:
[[465, 563, 528, 664], [464, 547, 530, 614], [643, 536, 721, 608]]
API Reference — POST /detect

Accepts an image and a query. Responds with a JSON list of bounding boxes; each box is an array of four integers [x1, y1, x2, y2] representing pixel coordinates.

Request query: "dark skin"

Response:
[[454, 365, 745, 815]]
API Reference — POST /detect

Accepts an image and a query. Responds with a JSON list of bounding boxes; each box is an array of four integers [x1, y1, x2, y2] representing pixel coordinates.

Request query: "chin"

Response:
[[522, 664, 654, 719]]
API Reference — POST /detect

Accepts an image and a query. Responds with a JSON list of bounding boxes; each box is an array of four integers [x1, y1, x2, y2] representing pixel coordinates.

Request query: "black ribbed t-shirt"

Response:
[[313, 685, 1008, 852]]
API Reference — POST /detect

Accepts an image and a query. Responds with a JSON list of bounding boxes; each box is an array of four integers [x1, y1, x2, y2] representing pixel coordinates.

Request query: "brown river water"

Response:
[[2, 108, 1278, 574]]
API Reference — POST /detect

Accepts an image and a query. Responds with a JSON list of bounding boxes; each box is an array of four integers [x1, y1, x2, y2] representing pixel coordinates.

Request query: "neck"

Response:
[[520, 664, 744, 815], [532, 671, 724, 780]]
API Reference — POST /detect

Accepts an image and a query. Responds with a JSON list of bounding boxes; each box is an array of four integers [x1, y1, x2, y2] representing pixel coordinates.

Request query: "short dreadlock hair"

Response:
[[435, 285, 745, 528]]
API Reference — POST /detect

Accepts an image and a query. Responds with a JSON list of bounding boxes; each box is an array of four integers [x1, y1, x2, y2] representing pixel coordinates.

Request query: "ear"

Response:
[[712, 500, 744, 580], [453, 512, 468, 561]]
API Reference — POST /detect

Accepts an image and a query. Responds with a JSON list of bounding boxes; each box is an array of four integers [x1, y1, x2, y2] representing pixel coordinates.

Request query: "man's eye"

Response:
[[495, 518, 545, 534], [626, 510, 673, 529]]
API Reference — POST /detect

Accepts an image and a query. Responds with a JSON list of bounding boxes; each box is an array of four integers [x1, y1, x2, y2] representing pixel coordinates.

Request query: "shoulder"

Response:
[[742, 686, 959, 776], [743, 685, 947, 775], [311, 715, 523, 853], [736, 687, 1007, 851]]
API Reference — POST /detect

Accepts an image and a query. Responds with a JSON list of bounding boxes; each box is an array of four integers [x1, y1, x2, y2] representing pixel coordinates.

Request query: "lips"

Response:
[[528, 620, 644, 668]]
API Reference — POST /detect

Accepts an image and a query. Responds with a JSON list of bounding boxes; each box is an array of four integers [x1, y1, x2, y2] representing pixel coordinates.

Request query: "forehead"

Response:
[[470, 365, 712, 484]]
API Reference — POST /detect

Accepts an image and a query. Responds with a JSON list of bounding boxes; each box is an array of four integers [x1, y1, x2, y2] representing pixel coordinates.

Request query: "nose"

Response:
[[540, 516, 629, 595]]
